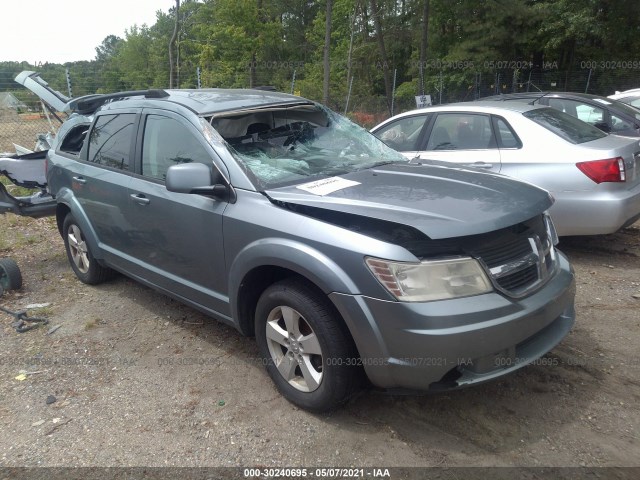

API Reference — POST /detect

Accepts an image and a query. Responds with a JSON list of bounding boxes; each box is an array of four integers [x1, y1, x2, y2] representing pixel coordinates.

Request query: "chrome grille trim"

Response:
[[473, 215, 558, 298]]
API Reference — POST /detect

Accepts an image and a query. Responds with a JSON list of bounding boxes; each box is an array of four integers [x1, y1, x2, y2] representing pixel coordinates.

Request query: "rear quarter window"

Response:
[[523, 108, 607, 144], [58, 124, 90, 155]]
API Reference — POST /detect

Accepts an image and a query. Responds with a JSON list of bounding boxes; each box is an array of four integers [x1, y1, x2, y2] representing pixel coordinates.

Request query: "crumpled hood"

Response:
[[265, 162, 553, 240]]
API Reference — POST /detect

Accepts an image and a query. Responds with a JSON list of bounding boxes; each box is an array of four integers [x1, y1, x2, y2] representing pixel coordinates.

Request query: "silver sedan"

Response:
[[372, 101, 640, 236]]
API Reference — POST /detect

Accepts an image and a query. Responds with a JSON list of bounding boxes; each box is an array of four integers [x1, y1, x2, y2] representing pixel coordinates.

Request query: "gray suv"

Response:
[[18, 72, 576, 411]]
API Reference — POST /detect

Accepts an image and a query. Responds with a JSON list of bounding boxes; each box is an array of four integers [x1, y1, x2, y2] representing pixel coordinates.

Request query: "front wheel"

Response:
[[255, 279, 361, 412], [62, 214, 113, 285]]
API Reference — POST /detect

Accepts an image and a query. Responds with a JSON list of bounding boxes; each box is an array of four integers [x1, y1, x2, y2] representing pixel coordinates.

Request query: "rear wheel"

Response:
[[255, 279, 360, 412], [62, 214, 113, 284], [0, 258, 22, 291]]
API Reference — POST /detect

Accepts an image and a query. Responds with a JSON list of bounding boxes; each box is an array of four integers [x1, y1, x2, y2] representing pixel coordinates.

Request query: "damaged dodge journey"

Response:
[[16, 71, 576, 411]]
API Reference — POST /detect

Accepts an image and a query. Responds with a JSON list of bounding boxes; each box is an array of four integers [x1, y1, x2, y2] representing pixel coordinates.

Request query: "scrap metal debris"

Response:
[[0, 304, 49, 333], [46, 325, 62, 335]]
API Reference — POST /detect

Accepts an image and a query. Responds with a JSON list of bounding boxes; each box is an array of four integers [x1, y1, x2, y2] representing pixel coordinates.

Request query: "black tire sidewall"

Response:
[[0, 258, 22, 291], [255, 280, 358, 412]]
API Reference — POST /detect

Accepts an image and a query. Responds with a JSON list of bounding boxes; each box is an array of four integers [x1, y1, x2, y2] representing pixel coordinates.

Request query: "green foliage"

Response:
[[3, 0, 640, 118]]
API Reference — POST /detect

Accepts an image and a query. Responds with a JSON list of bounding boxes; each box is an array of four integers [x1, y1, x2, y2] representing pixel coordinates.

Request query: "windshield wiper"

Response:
[[353, 160, 398, 172]]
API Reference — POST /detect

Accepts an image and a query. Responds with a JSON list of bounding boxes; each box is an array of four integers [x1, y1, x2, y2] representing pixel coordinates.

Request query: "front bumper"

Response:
[[329, 252, 576, 391], [0, 182, 56, 218]]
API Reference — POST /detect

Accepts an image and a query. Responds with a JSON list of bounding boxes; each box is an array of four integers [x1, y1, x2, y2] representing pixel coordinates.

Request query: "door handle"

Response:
[[72, 176, 86, 184], [130, 193, 150, 205], [463, 162, 493, 169]]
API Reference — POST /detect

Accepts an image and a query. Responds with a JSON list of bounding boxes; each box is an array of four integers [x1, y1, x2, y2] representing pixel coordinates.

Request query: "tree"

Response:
[[369, 0, 393, 113], [169, 0, 180, 88], [418, 0, 430, 95], [95, 35, 123, 63], [323, 0, 333, 104]]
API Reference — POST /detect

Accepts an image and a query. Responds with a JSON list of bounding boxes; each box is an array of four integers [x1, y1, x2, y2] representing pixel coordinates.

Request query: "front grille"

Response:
[[473, 233, 534, 269], [495, 263, 539, 291], [468, 215, 556, 297]]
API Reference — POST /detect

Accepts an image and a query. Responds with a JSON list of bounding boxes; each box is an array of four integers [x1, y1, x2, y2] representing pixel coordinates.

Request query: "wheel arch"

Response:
[[54, 188, 104, 261], [229, 239, 360, 340]]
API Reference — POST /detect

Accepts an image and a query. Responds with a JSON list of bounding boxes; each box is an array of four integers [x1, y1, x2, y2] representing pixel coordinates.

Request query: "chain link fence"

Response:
[[2, 62, 639, 153], [0, 86, 61, 155]]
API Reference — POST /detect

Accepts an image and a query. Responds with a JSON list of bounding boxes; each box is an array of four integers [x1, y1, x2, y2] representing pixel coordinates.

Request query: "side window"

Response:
[[426, 113, 494, 150], [88, 114, 136, 170], [373, 115, 428, 151], [59, 124, 90, 155], [141, 115, 211, 181], [610, 114, 633, 133], [494, 117, 521, 148], [548, 99, 604, 126]]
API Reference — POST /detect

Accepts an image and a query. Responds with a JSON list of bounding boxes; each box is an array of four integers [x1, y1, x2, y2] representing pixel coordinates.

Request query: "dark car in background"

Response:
[[609, 88, 640, 109], [483, 92, 640, 137]]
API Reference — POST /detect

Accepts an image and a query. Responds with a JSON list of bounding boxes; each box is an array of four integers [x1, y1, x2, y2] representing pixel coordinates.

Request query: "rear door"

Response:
[[416, 112, 502, 172], [121, 109, 230, 317]]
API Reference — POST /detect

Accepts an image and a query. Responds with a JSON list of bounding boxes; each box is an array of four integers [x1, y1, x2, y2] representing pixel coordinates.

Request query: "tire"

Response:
[[0, 258, 22, 291], [255, 279, 361, 412], [62, 214, 113, 285]]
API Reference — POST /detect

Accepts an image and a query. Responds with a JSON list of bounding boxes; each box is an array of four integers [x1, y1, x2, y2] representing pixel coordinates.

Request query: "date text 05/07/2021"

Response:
[[243, 467, 391, 478]]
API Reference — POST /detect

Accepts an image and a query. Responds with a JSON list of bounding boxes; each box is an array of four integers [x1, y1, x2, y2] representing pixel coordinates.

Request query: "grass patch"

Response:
[[29, 306, 54, 317], [1, 176, 40, 197], [84, 317, 102, 330]]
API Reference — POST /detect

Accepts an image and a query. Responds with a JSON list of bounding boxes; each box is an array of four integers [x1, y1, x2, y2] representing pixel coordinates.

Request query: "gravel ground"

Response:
[[0, 213, 639, 475]]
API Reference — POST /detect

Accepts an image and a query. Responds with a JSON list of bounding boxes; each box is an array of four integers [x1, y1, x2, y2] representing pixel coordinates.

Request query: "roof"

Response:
[[72, 88, 313, 116], [157, 89, 313, 116], [482, 91, 629, 103], [480, 91, 640, 116], [14, 71, 311, 117], [384, 100, 546, 120], [0, 92, 27, 109]]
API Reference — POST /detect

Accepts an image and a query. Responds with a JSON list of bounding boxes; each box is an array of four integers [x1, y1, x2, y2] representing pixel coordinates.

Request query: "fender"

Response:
[[227, 237, 360, 322], [227, 238, 395, 374]]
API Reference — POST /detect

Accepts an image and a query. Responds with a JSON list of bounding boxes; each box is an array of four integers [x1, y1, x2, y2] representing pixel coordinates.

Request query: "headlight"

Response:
[[365, 256, 493, 302]]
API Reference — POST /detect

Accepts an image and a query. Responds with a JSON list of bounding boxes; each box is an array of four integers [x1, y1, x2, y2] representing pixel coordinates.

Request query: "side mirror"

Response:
[[166, 163, 228, 199], [593, 122, 611, 133]]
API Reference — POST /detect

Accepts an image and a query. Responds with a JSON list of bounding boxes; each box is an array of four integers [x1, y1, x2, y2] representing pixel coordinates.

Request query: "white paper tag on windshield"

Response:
[[296, 177, 361, 196]]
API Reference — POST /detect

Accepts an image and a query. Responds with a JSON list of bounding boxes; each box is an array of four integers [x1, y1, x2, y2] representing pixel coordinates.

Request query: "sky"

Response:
[[1, 0, 178, 65]]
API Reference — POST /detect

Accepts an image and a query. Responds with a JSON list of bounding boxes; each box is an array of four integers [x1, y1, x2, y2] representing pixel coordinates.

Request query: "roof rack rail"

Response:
[[69, 89, 170, 115]]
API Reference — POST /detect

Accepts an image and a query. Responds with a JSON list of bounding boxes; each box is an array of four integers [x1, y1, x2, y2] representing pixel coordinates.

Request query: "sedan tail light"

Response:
[[576, 157, 626, 184]]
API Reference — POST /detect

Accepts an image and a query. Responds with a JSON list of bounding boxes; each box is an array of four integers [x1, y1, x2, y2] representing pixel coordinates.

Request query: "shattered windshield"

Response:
[[208, 104, 406, 189]]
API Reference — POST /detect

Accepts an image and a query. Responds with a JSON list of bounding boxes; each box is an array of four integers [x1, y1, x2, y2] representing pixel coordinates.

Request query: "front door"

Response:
[[121, 110, 230, 318], [417, 112, 502, 173]]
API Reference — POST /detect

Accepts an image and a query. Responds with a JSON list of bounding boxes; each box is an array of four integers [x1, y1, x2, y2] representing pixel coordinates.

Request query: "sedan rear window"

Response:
[[523, 108, 607, 144]]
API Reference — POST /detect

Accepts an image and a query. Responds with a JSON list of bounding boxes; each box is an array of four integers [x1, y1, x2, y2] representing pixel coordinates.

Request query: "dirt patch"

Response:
[[0, 214, 639, 469]]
